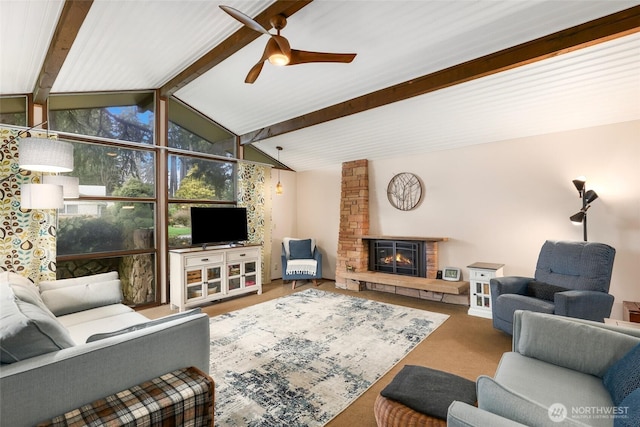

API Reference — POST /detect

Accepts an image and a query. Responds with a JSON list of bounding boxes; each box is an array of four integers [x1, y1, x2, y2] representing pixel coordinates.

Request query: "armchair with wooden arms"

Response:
[[281, 237, 322, 290]]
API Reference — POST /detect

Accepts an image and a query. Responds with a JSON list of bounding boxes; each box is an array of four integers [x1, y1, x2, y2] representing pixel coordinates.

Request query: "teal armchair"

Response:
[[281, 237, 322, 290]]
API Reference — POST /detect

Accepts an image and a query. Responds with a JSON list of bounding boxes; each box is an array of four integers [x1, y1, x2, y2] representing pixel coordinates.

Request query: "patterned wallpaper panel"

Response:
[[238, 162, 272, 284], [1, 127, 57, 282]]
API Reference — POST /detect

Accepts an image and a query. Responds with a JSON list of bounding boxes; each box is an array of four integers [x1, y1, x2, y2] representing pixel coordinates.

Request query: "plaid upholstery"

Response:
[[38, 367, 214, 427]]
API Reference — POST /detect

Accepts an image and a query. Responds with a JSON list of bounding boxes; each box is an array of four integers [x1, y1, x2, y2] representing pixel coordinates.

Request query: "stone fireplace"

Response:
[[335, 160, 468, 305]]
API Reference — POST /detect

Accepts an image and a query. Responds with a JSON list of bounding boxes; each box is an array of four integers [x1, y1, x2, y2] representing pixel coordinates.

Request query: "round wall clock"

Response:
[[387, 172, 423, 211]]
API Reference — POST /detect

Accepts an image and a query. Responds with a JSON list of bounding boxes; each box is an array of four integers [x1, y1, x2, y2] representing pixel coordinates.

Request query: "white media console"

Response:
[[169, 244, 262, 311]]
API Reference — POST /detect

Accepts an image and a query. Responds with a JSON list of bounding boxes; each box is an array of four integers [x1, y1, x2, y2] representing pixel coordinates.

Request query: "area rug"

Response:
[[209, 288, 449, 426]]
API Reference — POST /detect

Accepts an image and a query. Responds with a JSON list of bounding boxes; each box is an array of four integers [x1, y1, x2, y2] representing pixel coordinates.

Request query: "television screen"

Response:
[[191, 207, 248, 247]]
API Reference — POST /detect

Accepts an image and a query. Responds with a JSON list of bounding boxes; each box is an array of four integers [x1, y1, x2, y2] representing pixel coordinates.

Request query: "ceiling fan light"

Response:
[[268, 53, 289, 66]]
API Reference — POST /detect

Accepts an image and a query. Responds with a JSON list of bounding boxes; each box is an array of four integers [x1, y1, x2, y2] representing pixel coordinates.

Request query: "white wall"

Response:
[[270, 168, 298, 279], [291, 120, 640, 319]]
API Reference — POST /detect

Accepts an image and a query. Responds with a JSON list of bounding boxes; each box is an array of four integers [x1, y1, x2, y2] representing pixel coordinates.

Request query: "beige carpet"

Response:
[[140, 279, 512, 426]]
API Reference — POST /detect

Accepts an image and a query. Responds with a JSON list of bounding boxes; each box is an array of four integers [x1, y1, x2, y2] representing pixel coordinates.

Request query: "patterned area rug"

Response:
[[210, 288, 449, 426]]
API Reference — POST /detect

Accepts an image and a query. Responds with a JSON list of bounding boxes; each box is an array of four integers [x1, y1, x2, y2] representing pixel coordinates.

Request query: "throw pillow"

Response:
[[1, 282, 75, 364], [39, 271, 119, 292], [86, 308, 202, 343], [603, 342, 640, 406], [289, 239, 313, 259], [526, 280, 568, 301], [380, 365, 476, 420], [40, 279, 123, 316], [615, 387, 640, 427]]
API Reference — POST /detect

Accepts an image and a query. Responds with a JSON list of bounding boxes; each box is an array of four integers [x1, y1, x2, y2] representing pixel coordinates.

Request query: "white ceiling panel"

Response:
[[252, 33, 640, 171], [0, 0, 64, 94], [1, 1, 638, 173], [52, 0, 275, 92], [176, 0, 639, 135]]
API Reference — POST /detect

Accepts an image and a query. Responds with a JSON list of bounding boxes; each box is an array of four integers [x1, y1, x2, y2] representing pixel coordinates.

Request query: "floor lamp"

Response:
[[570, 177, 598, 241]]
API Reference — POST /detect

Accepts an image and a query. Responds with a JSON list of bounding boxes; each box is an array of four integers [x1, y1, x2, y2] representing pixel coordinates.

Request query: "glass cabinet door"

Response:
[[185, 267, 204, 301], [228, 263, 241, 291], [244, 261, 257, 287], [206, 266, 222, 296]]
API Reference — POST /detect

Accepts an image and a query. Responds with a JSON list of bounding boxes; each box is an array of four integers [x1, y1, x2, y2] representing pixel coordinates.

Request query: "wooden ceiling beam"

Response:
[[160, 0, 313, 97], [33, 0, 93, 104], [239, 5, 640, 145]]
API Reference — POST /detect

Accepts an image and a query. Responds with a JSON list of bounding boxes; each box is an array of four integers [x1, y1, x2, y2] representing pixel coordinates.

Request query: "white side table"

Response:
[[467, 262, 504, 319]]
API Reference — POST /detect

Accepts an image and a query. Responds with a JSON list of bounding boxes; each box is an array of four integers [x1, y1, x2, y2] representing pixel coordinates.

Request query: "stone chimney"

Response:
[[335, 159, 369, 288]]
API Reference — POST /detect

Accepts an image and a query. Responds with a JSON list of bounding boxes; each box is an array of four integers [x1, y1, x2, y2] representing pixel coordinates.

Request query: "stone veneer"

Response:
[[335, 159, 369, 289]]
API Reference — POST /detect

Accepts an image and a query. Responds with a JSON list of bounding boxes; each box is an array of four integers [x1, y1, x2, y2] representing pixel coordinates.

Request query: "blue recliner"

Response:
[[281, 237, 323, 290], [491, 240, 616, 335]]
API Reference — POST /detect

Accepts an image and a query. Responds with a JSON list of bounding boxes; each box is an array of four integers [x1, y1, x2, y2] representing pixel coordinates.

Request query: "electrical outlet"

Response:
[[274, 263, 278, 270]]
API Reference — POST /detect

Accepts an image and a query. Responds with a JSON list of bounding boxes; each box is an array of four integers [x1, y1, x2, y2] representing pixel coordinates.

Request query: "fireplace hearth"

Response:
[[369, 239, 426, 277]]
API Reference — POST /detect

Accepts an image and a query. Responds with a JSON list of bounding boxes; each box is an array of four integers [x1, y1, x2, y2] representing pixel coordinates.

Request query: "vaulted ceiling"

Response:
[[1, 1, 639, 171]]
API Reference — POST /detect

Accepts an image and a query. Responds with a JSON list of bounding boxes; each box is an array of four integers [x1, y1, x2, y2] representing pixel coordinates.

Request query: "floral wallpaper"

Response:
[[1, 127, 58, 282], [238, 162, 272, 284]]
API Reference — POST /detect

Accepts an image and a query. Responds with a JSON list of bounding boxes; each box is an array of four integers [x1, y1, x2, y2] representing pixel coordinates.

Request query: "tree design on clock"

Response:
[[387, 172, 423, 211]]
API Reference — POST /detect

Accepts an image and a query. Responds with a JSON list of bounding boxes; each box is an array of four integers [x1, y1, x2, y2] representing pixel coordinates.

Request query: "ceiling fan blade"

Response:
[[245, 62, 265, 84], [244, 43, 272, 84], [288, 50, 357, 65], [219, 5, 271, 36]]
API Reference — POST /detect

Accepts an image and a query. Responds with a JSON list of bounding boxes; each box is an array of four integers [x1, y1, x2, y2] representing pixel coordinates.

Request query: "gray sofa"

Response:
[[0, 271, 210, 427], [448, 310, 640, 427]]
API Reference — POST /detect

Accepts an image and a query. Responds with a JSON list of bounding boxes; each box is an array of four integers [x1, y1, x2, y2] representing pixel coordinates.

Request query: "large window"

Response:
[[49, 92, 155, 144], [45, 93, 240, 307], [167, 99, 238, 249], [0, 96, 27, 126], [168, 98, 234, 156]]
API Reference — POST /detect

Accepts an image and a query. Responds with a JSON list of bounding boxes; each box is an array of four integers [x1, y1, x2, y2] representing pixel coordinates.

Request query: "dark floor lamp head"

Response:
[[570, 177, 598, 241]]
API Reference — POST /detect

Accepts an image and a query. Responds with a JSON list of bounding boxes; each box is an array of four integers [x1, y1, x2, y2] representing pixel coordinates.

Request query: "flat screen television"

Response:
[[190, 207, 248, 248]]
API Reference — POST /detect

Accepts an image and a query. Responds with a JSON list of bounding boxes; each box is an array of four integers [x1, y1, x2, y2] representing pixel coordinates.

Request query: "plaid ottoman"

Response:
[[38, 367, 214, 427]]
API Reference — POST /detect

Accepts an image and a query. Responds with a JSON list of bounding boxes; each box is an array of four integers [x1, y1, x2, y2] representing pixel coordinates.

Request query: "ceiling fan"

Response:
[[220, 5, 357, 84]]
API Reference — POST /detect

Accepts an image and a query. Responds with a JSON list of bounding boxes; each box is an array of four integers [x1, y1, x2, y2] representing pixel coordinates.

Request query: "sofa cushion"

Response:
[[477, 375, 583, 426], [64, 312, 150, 345], [517, 311, 639, 377], [40, 279, 123, 316], [494, 352, 613, 427], [0, 282, 75, 364], [615, 387, 640, 427], [603, 342, 640, 406], [289, 239, 313, 259], [86, 309, 202, 343], [39, 271, 119, 292], [380, 365, 476, 420], [57, 304, 135, 328], [526, 280, 568, 301]]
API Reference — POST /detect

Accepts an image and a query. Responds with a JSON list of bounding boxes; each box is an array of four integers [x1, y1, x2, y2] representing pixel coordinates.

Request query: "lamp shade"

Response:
[[572, 177, 586, 193], [570, 211, 586, 224], [19, 138, 74, 172], [43, 175, 80, 198], [21, 184, 64, 209], [584, 189, 599, 204]]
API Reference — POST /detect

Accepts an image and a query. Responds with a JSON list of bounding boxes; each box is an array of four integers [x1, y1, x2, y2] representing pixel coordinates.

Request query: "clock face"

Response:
[[387, 172, 423, 211]]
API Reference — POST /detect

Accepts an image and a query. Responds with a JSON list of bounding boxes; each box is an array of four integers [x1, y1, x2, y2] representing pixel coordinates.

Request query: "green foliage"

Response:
[[175, 165, 216, 200], [57, 216, 122, 256]]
